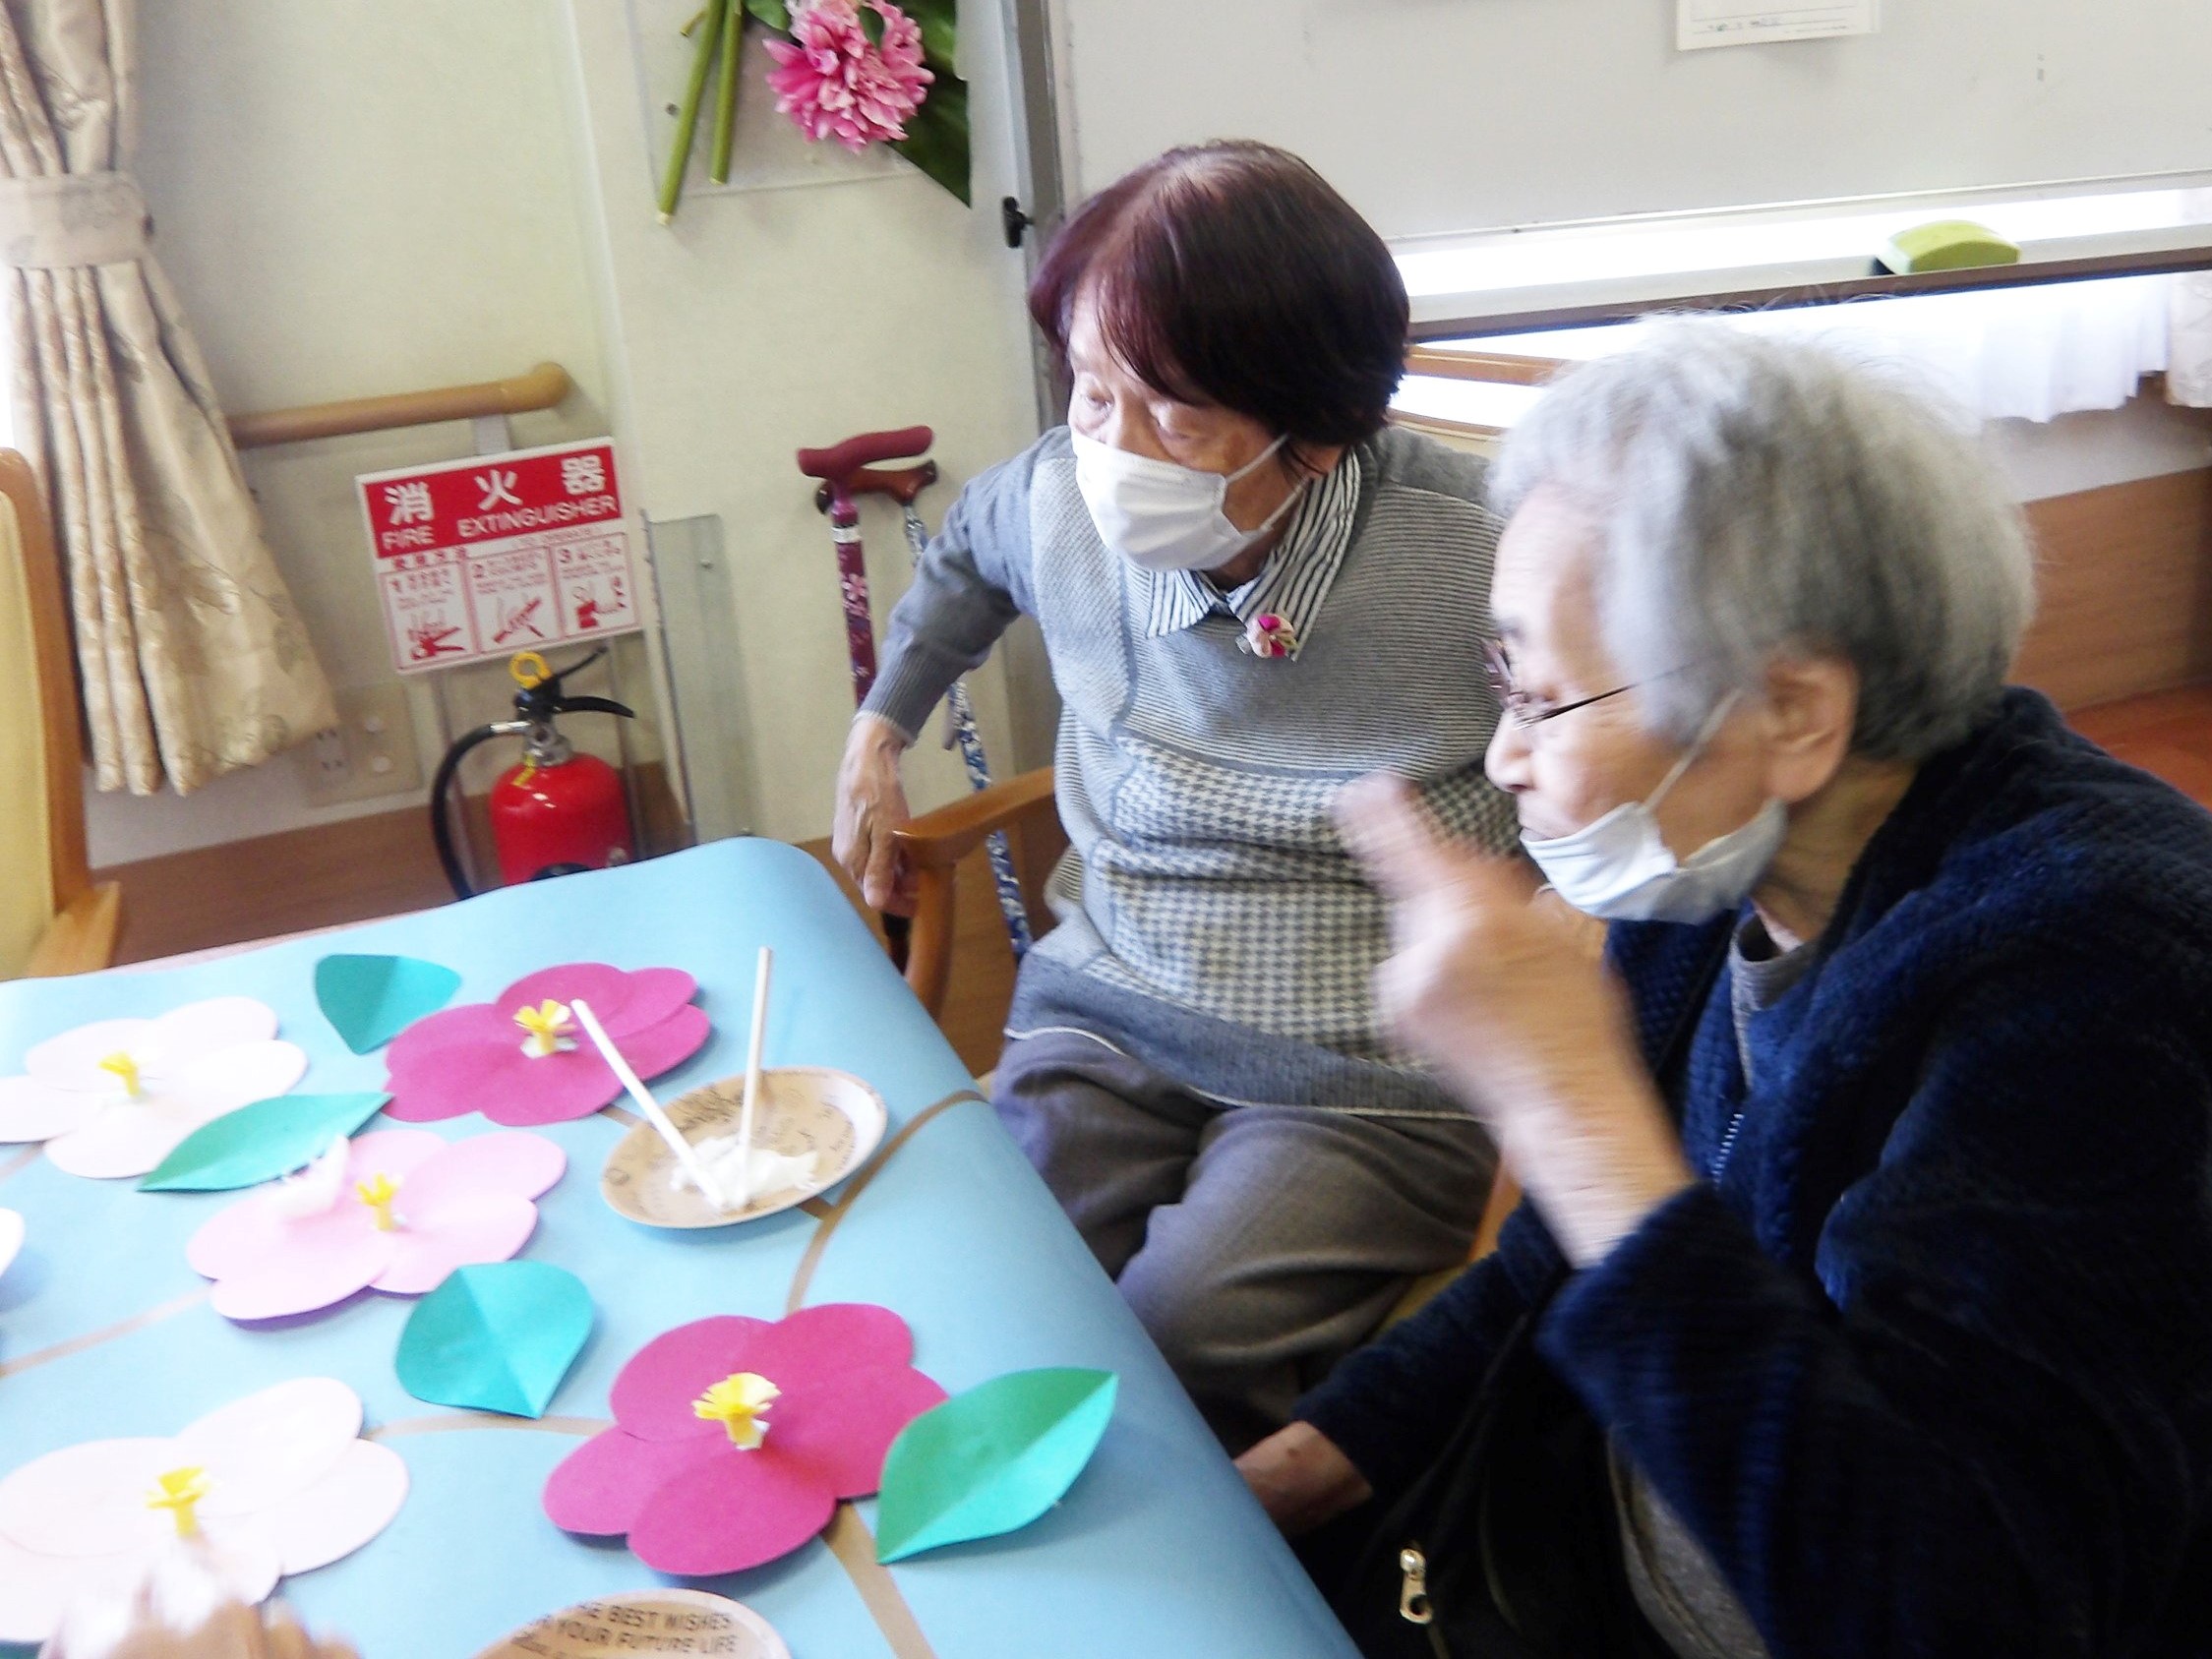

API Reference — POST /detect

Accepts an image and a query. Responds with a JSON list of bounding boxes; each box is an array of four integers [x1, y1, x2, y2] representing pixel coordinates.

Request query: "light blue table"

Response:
[[0, 840, 1357, 1659]]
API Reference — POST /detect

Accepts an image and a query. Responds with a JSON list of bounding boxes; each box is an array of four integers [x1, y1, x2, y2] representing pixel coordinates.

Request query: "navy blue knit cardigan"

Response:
[[1298, 689, 2212, 1656]]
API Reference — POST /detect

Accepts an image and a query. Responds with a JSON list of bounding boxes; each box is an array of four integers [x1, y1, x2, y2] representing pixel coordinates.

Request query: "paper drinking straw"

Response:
[[570, 996, 728, 1210], [736, 947, 773, 1196]]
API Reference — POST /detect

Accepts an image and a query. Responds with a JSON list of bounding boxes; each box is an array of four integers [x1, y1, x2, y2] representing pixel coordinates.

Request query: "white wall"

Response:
[[91, 0, 625, 866], [558, 0, 1044, 844]]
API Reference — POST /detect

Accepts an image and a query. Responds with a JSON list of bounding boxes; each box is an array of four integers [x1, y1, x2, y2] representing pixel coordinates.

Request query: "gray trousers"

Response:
[[992, 1029, 1496, 1452]]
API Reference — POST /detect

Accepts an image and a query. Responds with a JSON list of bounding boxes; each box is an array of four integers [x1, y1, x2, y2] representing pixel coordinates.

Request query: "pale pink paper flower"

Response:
[[763, 0, 933, 151], [0, 1379, 406, 1646], [186, 1129, 566, 1321]]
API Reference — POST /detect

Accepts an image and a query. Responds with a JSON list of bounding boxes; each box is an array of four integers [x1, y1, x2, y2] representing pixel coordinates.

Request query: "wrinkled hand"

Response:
[[832, 713, 918, 916], [1335, 774, 1695, 1267], [1236, 1422, 1372, 1537]]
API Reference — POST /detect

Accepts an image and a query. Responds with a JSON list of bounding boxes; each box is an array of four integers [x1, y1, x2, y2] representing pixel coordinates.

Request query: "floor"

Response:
[[2065, 683, 2212, 808], [90, 682, 2212, 1080]]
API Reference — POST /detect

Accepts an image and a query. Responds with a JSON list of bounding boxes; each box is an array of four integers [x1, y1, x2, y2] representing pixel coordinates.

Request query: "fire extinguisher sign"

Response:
[[356, 440, 641, 675]]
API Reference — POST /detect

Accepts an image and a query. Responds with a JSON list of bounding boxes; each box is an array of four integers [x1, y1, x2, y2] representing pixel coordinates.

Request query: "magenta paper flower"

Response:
[[764, 0, 933, 151], [543, 1305, 945, 1575], [383, 963, 709, 1126], [186, 1129, 566, 1321]]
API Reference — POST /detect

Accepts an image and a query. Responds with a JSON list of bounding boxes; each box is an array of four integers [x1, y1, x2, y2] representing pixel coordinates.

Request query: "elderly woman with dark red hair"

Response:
[[833, 141, 1512, 1449]]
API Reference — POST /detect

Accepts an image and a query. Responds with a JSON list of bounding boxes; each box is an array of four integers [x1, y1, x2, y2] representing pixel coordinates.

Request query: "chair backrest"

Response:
[[0, 448, 89, 978]]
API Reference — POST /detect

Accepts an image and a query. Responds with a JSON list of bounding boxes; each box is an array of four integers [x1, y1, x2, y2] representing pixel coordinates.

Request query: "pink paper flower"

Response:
[[764, 0, 933, 151], [383, 963, 709, 1127], [187, 1129, 566, 1321], [543, 1305, 945, 1575]]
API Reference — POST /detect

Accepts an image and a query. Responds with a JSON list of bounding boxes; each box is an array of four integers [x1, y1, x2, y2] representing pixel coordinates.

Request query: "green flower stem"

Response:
[[709, 0, 744, 185], [659, 0, 730, 223]]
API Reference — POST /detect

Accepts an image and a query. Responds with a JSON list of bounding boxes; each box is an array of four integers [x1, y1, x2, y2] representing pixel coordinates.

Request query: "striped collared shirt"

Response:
[[1140, 449, 1364, 658]]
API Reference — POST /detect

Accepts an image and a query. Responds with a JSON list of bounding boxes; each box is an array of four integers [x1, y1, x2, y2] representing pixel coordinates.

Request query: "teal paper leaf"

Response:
[[316, 953, 462, 1054], [395, 1262, 593, 1419], [139, 1093, 390, 1192], [874, 1368, 1116, 1562]]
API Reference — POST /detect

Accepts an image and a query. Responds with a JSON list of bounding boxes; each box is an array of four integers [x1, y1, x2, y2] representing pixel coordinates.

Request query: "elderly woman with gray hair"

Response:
[[1239, 325, 2212, 1657]]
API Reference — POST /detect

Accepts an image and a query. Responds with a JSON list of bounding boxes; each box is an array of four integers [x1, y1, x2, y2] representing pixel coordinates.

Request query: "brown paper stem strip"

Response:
[[781, 1089, 982, 1659], [783, 1089, 984, 1316], [0, 1286, 210, 1381], [599, 1104, 642, 1130], [0, 1146, 39, 1188], [823, 1505, 938, 1659], [368, 1412, 611, 1440]]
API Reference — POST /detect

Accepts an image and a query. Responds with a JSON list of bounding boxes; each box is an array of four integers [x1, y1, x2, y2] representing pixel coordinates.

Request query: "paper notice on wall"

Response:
[[1678, 0, 1877, 50], [357, 440, 641, 675]]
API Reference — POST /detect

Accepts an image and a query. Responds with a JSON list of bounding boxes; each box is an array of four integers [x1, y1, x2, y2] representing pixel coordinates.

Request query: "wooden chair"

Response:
[[1, 448, 121, 979], [892, 765, 1063, 1020]]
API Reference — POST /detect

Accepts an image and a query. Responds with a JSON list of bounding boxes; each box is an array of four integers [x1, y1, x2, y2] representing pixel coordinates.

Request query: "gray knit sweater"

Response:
[[865, 424, 1515, 1116]]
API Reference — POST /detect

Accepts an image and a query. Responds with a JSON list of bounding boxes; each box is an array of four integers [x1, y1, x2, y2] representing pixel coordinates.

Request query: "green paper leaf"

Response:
[[395, 1262, 593, 1419], [902, 0, 957, 68], [859, 3, 886, 46], [139, 1094, 390, 1192], [890, 69, 970, 207], [316, 953, 462, 1054], [743, 0, 790, 29], [874, 1368, 1116, 1562]]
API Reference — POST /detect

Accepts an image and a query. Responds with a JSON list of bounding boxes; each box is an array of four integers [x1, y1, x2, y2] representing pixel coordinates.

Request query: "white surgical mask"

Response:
[[1071, 430, 1303, 573], [1520, 694, 1787, 924]]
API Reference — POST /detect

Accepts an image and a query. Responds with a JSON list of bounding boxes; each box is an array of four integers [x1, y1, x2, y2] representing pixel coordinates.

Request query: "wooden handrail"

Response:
[[1404, 345, 1566, 386], [228, 361, 573, 450]]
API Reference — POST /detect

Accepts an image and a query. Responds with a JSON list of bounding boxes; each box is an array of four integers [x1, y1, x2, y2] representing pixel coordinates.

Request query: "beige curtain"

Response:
[[0, 0, 331, 796]]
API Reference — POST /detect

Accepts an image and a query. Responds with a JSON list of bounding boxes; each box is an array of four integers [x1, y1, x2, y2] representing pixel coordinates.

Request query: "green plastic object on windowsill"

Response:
[[1879, 220, 2022, 275]]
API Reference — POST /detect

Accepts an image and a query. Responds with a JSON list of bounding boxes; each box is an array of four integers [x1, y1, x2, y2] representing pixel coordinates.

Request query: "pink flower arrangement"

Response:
[[187, 1129, 566, 1321], [764, 0, 933, 151], [383, 963, 709, 1127], [543, 1305, 945, 1574]]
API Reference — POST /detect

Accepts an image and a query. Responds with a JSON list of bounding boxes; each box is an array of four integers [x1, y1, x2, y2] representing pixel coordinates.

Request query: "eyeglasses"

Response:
[[1482, 638, 1639, 730]]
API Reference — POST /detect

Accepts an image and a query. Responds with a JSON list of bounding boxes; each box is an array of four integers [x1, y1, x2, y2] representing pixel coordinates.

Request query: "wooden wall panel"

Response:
[[2014, 468, 2212, 710]]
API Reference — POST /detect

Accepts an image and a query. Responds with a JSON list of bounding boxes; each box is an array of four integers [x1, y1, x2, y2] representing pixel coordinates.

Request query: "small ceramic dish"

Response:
[[599, 1066, 886, 1229]]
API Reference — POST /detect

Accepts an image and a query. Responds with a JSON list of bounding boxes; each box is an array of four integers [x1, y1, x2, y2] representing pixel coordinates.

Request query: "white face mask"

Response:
[[1520, 694, 1787, 924], [1070, 430, 1303, 573]]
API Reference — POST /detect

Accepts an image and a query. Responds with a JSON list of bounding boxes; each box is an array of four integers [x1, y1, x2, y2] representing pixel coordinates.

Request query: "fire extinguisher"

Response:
[[429, 649, 637, 899]]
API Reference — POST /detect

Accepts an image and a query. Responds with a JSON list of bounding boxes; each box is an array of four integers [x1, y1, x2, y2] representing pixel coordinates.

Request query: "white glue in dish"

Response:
[[599, 1067, 886, 1229]]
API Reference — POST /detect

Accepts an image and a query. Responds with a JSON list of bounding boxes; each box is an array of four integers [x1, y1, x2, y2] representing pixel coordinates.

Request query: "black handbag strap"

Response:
[[1334, 928, 1732, 1657]]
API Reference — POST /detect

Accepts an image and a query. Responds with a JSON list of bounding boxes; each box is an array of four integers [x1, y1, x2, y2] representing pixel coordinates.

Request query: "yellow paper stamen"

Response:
[[512, 999, 576, 1059], [692, 1372, 780, 1450], [97, 1051, 143, 1099], [146, 1466, 210, 1538], [355, 1171, 401, 1231]]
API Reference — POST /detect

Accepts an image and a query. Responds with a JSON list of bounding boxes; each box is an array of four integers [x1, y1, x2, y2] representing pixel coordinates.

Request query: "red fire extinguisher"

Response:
[[429, 649, 637, 898]]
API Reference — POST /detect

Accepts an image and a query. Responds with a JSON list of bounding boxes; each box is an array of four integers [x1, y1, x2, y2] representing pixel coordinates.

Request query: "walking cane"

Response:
[[797, 429, 1033, 965]]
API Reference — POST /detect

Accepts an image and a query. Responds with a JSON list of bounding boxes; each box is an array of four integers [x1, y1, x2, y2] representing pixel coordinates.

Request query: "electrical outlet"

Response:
[[296, 682, 423, 806]]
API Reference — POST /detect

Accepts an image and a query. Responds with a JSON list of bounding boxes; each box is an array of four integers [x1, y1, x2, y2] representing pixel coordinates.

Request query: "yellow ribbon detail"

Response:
[[355, 1172, 401, 1231], [97, 1051, 143, 1099], [692, 1372, 780, 1450], [512, 999, 575, 1058], [146, 1466, 211, 1537]]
